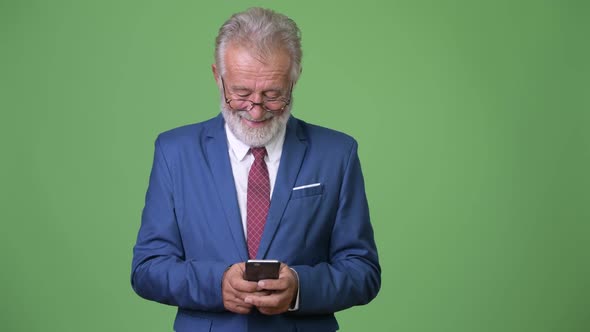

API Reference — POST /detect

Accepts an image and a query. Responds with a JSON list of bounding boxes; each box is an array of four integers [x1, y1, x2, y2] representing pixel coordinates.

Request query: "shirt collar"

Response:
[[225, 121, 286, 163]]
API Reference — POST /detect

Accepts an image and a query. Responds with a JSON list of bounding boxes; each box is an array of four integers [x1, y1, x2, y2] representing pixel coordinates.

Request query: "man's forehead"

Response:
[[224, 44, 291, 72]]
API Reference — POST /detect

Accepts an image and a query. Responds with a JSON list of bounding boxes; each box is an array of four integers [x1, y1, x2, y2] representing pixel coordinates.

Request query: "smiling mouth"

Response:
[[242, 118, 270, 128], [239, 111, 274, 124], [246, 118, 268, 123]]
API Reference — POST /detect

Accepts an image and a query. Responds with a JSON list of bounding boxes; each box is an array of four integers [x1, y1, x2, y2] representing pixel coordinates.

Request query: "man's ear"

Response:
[[212, 64, 220, 86]]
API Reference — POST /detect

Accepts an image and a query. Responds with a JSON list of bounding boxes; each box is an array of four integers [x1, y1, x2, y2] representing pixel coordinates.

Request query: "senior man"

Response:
[[131, 7, 381, 332]]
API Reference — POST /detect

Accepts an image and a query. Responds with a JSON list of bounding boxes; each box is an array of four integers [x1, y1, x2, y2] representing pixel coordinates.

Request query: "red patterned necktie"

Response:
[[247, 147, 270, 259]]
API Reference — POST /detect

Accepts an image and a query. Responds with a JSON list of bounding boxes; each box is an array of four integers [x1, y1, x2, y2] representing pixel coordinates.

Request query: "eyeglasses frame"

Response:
[[221, 76, 293, 112]]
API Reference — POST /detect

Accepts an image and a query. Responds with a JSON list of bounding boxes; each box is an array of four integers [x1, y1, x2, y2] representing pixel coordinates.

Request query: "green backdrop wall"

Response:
[[1, 0, 589, 331]]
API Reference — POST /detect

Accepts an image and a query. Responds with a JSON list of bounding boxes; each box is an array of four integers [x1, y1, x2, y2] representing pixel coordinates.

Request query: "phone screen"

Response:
[[244, 260, 280, 281]]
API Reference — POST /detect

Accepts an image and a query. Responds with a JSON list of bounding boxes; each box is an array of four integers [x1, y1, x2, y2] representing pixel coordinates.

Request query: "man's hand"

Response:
[[244, 263, 298, 315], [222, 263, 269, 314]]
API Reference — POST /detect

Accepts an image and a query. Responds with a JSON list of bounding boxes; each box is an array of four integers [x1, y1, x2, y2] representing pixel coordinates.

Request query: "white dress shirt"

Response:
[[224, 122, 300, 311], [225, 123, 286, 238]]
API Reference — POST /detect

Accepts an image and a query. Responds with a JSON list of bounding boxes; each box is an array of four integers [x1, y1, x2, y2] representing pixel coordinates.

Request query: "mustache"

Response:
[[234, 110, 275, 122]]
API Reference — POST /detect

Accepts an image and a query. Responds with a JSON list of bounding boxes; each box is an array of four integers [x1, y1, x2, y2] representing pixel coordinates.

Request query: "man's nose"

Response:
[[248, 97, 266, 120], [248, 104, 266, 120]]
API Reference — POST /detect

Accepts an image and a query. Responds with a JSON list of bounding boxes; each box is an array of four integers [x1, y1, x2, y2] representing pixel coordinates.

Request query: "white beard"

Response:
[[221, 103, 291, 147]]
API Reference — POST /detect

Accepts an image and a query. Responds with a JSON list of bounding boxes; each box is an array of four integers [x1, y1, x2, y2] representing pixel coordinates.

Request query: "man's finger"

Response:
[[257, 306, 282, 316], [244, 293, 281, 308], [257, 279, 287, 291], [257, 266, 296, 291], [231, 278, 259, 292], [226, 263, 259, 292], [226, 302, 252, 315]]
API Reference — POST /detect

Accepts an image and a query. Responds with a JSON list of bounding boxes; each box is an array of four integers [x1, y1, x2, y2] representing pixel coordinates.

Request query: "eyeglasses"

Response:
[[221, 77, 292, 112]]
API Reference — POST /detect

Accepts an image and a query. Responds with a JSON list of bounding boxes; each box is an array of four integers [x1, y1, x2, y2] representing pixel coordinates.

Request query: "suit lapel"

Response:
[[257, 117, 307, 259], [204, 115, 248, 261]]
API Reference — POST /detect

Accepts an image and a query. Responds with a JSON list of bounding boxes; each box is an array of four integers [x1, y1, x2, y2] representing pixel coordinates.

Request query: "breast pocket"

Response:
[[290, 183, 324, 199]]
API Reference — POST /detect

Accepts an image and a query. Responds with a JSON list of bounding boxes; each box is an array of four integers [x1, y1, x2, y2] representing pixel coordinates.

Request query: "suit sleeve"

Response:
[[130, 137, 227, 311], [291, 141, 381, 314]]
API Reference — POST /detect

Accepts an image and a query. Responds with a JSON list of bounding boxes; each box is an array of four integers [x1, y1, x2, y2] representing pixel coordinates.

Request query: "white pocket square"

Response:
[[292, 183, 321, 191]]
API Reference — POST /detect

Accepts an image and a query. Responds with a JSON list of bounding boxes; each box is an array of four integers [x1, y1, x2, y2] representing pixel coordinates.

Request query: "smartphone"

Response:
[[244, 260, 280, 281]]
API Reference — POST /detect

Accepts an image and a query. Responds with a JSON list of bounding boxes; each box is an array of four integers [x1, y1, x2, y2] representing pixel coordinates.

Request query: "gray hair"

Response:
[[215, 7, 302, 82]]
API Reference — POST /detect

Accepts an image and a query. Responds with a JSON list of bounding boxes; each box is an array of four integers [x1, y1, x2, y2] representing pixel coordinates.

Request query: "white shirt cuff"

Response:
[[288, 268, 300, 311]]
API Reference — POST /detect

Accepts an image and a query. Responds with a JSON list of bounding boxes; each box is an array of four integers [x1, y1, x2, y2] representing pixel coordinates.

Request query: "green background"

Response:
[[1, 0, 589, 331]]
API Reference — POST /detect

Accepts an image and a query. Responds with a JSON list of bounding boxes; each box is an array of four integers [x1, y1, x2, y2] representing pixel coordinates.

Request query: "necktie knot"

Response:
[[251, 147, 267, 161]]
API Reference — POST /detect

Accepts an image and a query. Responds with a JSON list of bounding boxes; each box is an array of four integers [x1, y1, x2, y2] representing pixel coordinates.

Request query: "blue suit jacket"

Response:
[[131, 115, 380, 332]]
